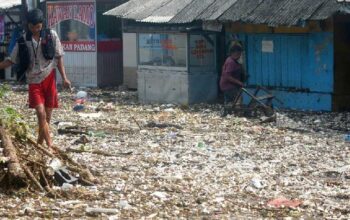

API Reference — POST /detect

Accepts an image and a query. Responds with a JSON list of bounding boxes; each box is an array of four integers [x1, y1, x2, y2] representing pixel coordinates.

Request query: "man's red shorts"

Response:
[[28, 70, 58, 109]]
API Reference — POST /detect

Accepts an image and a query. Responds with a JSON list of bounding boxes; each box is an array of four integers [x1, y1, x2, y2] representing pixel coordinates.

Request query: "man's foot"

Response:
[[49, 146, 60, 154]]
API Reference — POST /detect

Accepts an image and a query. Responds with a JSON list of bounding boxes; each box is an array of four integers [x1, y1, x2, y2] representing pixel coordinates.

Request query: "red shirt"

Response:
[[219, 56, 243, 91]]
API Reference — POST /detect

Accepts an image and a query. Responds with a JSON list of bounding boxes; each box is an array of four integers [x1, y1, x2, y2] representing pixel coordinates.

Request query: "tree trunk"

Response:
[[0, 127, 26, 179]]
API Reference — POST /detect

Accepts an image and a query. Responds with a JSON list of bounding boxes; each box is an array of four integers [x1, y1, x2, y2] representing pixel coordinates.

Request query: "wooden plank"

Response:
[[247, 35, 257, 85], [274, 36, 282, 87]]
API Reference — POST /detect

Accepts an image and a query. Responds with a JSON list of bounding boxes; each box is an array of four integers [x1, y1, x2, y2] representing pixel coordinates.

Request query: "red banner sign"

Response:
[[47, 2, 95, 28], [47, 1, 96, 52]]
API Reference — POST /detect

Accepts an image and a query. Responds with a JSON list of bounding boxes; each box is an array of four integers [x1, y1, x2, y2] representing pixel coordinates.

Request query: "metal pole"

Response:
[[21, 0, 28, 31]]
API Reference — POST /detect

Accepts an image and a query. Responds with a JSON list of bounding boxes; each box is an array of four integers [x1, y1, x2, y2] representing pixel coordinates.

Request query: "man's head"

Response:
[[229, 44, 243, 60], [27, 9, 44, 35]]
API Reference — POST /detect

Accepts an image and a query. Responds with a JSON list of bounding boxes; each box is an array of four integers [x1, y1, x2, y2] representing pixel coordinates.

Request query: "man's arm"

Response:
[[0, 60, 13, 70], [57, 56, 71, 89], [227, 76, 243, 87]]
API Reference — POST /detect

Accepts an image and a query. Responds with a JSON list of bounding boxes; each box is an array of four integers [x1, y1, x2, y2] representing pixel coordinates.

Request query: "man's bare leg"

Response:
[[37, 107, 53, 145], [36, 105, 52, 148], [45, 107, 53, 124]]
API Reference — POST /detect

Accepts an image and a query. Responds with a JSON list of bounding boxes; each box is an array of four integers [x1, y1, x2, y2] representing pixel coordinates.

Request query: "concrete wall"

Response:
[[57, 52, 98, 87], [123, 33, 137, 89], [138, 68, 218, 105]]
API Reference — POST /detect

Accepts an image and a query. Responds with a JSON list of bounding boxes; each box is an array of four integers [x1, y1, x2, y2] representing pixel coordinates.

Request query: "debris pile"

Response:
[[0, 84, 349, 218], [0, 85, 97, 197]]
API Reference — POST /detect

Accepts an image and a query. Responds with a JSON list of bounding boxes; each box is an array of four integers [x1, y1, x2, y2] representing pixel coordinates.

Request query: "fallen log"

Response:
[[0, 127, 26, 179]]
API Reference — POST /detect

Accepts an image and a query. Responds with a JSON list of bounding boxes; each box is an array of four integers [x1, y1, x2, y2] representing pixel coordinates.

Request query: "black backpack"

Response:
[[16, 29, 55, 81], [17, 35, 30, 82], [40, 29, 55, 60]]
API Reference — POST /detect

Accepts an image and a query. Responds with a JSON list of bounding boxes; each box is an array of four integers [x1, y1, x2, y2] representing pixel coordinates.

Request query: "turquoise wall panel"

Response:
[[227, 32, 334, 111]]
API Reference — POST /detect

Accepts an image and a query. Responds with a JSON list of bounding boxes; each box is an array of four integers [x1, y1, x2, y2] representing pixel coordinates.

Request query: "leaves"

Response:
[[0, 101, 29, 138], [0, 84, 10, 99], [0, 84, 30, 140]]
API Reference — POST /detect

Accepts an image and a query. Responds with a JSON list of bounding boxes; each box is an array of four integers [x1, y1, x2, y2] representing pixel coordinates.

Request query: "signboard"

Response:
[[189, 35, 215, 68], [0, 15, 4, 42], [139, 34, 178, 50], [262, 40, 274, 53], [190, 39, 214, 59], [138, 33, 186, 67], [47, 1, 96, 52]]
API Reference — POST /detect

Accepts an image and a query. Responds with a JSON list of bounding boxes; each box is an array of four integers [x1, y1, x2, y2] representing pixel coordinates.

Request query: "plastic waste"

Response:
[[73, 91, 88, 112], [54, 166, 78, 186], [119, 200, 131, 209], [86, 207, 118, 215], [151, 191, 168, 200], [251, 178, 264, 189], [61, 183, 74, 191], [76, 91, 87, 99], [73, 105, 85, 112], [345, 134, 350, 142], [267, 198, 302, 208], [197, 142, 205, 148], [88, 131, 106, 138], [48, 158, 62, 171]]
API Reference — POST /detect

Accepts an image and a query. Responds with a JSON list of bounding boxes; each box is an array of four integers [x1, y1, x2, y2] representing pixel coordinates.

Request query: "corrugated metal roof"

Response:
[[105, 0, 349, 26], [197, 0, 238, 21], [245, 0, 327, 26], [310, 0, 344, 20], [123, 0, 171, 21], [219, 0, 340, 26], [0, 0, 21, 10], [141, 0, 192, 23], [104, 0, 192, 23], [169, 0, 216, 23]]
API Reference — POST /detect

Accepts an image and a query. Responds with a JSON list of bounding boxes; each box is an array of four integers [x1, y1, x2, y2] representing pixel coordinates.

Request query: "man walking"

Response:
[[219, 43, 244, 117], [0, 9, 71, 150]]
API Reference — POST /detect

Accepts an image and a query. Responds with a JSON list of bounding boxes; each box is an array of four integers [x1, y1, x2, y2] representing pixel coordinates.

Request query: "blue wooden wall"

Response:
[[227, 32, 334, 111]]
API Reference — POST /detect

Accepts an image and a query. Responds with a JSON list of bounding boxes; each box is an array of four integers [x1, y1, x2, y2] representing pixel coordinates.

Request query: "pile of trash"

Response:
[[0, 85, 97, 197], [0, 84, 349, 218]]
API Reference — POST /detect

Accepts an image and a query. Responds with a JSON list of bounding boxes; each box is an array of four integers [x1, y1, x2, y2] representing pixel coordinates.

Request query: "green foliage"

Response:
[[0, 84, 10, 99], [0, 85, 29, 139], [0, 107, 29, 139]]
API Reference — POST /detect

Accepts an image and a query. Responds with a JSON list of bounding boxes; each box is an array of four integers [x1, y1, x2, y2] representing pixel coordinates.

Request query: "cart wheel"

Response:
[[263, 106, 275, 117], [252, 106, 266, 117]]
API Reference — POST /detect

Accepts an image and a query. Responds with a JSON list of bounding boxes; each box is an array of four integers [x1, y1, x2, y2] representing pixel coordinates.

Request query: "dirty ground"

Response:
[[0, 85, 349, 219]]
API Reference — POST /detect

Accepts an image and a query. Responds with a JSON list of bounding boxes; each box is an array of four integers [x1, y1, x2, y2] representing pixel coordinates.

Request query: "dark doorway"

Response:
[[334, 15, 350, 111]]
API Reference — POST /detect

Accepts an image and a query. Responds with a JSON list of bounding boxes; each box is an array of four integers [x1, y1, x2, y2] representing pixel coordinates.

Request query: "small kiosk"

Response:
[[117, 21, 219, 104]]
